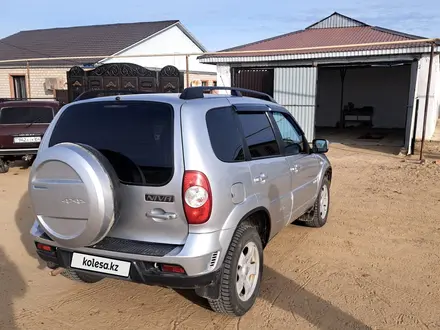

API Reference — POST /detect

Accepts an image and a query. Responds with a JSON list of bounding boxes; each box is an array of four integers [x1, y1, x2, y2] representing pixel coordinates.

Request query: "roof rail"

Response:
[[0, 97, 58, 102], [179, 86, 277, 103], [74, 90, 141, 101]]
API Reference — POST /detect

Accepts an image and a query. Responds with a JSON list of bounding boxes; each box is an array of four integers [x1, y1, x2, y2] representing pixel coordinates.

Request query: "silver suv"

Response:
[[29, 87, 332, 316]]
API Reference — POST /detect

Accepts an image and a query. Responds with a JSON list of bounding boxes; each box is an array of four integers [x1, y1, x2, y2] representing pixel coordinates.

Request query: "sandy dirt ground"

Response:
[[1, 144, 440, 330]]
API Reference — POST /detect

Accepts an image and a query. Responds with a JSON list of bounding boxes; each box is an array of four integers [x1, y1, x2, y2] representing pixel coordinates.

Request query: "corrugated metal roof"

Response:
[[0, 20, 180, 67], [207, 26, 427, 58], [307, 12, 366, 29], [201, 46, 437, 64], [200, 12, 430, 61]]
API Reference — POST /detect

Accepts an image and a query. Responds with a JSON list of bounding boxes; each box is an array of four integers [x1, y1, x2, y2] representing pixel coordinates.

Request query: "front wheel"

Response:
[[301, 177, 330, 228], [208, 223, 263, 316]]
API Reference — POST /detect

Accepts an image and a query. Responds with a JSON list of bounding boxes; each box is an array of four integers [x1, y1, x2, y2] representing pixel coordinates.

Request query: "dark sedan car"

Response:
[[0, 99, 60, 173]]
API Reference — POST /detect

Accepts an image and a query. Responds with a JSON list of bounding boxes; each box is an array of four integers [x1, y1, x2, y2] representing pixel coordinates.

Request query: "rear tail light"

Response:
[[36, 243, 54, 252], [161, 264, 186, 274], [183, 170, 212, 224]]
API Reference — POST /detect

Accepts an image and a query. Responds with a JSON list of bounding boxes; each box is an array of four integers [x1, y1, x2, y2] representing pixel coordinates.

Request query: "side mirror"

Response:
[[312, 139, 329, 154]]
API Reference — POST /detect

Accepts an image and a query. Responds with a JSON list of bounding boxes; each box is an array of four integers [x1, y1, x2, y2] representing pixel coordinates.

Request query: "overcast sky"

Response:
[[1, 0, 439, 50]]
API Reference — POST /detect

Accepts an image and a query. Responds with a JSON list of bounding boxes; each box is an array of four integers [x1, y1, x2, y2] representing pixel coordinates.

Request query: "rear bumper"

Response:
[[0, 148, 38, 156], [32, 221, 235, 277], [36, 247, 221, 290]]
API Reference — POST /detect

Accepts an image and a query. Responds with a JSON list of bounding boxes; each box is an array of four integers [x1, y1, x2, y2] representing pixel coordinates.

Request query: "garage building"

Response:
[[199, 12, 440, 153]]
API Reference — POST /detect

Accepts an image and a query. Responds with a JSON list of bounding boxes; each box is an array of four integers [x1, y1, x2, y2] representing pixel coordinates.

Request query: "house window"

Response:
[[11, 75, 27, 99]]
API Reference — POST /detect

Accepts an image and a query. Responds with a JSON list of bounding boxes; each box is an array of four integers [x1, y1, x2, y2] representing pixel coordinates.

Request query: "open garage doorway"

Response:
[[315, 63, 414, 149]]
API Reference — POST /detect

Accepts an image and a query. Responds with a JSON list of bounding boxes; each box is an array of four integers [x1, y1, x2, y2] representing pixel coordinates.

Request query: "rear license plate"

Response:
[[71, 252, 131, 277], [13, 136, 41, 143]]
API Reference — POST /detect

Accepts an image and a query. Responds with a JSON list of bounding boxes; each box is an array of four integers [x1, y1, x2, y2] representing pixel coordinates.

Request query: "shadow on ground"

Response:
[[425, 152, 440, 160], [315, 127, 405, 157], [178, 265, 371, 329], [4, 160, 32, 170], [0, 246, 27, 329], [173, 289, 212, 311], [15, 193, 46, 269], [11, 160, 32, 169], [261, 266, 371, 329], [328, 143, 403, 157]]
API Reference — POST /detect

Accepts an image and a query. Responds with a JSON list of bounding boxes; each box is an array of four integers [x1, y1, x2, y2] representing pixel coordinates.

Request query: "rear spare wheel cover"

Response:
[[28, 142, 120, 248]]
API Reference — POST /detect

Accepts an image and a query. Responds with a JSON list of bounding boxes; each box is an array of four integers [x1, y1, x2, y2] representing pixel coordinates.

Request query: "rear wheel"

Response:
[[208, 223, 263, 316], [24, 158, 34, 169], [0, 159, 9, 174], [61, 268, 103, 283]]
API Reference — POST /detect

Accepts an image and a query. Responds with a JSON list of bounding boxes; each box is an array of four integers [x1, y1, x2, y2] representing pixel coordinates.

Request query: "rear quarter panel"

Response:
[[181, 98, 264, 234]]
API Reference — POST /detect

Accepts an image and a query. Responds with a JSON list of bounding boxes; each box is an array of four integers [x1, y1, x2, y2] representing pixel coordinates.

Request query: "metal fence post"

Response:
[[26, 61, 31, 98], [419, 42, 436, 161]]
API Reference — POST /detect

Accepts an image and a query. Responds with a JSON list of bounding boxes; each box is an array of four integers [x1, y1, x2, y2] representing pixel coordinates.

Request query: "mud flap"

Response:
[[194, 268, 222, 300]]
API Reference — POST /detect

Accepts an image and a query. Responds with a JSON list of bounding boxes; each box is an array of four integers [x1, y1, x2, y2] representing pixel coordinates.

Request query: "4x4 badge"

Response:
[[61, 198, 86, 204]]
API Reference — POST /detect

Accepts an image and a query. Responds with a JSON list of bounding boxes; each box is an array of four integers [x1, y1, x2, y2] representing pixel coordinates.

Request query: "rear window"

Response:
[[0, 106, 54, 124], [49, 101, 174, 187]]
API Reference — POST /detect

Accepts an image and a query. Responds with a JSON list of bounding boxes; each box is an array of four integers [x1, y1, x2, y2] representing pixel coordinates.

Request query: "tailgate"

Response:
[[47, 100, 189, 245], [0, 105, 53, 150], [0, 124, 46, 150]]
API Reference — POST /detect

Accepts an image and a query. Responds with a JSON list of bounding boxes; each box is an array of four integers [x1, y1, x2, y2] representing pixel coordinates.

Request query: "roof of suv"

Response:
[[68, 92, 278, 108], [0, 100, 60, 107]]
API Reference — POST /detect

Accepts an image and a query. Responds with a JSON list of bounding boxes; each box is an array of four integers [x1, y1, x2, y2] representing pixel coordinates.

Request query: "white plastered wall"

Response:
[[215, 64, 231, 94], [413, 54, 440, 139], [101, 25, 216, 74]]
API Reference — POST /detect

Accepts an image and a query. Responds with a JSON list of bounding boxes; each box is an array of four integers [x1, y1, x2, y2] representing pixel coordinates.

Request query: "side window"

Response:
[[272, 112, 304, 155], [206, 107, 245, 162], [237, 112, 280, 159], [12, 75, 27, 99]]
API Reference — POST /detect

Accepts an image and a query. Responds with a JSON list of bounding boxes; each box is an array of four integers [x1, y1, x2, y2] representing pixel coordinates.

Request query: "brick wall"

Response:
[[187, 73, 217, 87], [0, 66, 69, 98], [0, 66, 217, 98]]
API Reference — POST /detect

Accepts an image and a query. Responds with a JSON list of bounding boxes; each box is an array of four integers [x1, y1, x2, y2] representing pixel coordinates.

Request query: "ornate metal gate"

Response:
[[67, 63, 183, 102]]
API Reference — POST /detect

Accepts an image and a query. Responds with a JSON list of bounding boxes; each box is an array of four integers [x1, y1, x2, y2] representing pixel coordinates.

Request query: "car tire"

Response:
[[302, 177, 330, 228], [208, 223, 263, 316], [61, 268, 103, 283], [0, 159, 9, 174], [24, 158, 34, 169]]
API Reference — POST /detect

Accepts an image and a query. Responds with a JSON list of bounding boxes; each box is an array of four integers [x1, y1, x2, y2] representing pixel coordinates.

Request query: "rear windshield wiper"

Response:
[[26, 117, 42, 128]]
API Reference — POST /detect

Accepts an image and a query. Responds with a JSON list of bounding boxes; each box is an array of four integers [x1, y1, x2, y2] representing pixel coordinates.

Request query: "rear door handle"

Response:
[[146, 209, 177, 221], [290, 165, 301, 173], [254, 173, 267, 184]]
